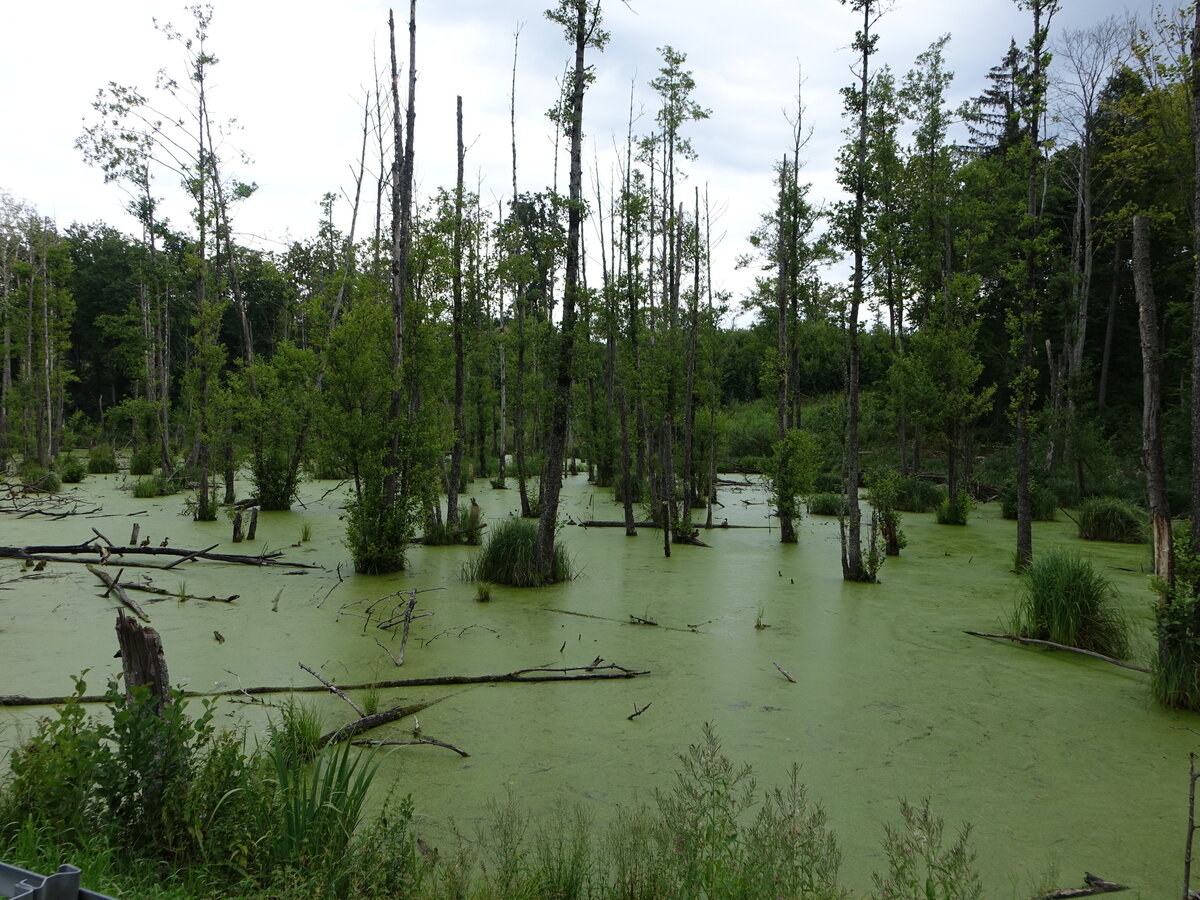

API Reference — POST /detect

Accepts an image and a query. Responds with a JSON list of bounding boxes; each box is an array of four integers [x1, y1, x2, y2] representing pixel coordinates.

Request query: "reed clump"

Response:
[[1076, 497, 1146, 543], [1011, 549, 1130, 659], [462, 516, 571, 587]]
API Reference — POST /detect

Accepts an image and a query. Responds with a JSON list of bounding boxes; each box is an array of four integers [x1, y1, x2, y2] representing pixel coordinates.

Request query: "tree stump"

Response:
[[232, 511, 244, 543], [247, 508, 259, 541], [114, 611, 171, 713]]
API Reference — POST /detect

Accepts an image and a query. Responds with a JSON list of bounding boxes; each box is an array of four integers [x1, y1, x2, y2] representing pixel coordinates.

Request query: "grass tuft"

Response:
[[462, 517, 572, 587], [1076, 497, 1146, 543], [806, 492, 846, 516], [1011, 549, 1130, 658]]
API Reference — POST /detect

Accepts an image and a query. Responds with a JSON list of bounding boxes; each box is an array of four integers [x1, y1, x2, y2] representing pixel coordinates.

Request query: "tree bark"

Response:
[[1133, 215, 1174, 588]]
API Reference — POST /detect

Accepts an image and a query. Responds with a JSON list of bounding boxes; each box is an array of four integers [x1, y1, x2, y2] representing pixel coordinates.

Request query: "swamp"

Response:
[[0, 469, 1185, 897]]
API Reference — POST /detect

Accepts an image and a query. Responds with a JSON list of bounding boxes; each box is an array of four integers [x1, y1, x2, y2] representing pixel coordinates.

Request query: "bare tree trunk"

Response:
[[447, 95, 466, 527], [1191, 2, 1200, 562], [1133, 215, 1173, 587]]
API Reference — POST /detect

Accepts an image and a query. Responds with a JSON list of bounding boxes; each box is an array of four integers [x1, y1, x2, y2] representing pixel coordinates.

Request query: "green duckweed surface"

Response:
[[0, 472, 1188, 897]]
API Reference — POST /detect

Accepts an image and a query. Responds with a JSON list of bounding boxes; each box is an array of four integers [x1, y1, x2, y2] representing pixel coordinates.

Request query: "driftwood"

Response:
[[319, 698, 443, 747], [394, 589, 419, 665], [964, 631, 1150, 674], [115, 580, 239, 603], [540, 606, 701, 634], [0, 663, 650, 707], [88, 564, 150, 622], [1035, 873, 1129, 898], [774, 662, 797, 683], [627, 702, 651, 721], [114, 611, 170, 712], [352, 737, 470, 757]]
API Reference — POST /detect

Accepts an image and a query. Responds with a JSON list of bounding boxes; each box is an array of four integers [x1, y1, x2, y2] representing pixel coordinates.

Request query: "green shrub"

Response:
[[346, 478, 412, 575], [936, 490, 971, 525], [1001, 481, 1057, 521], [18, 461, 59, 492], [813, 471, 841, 494], [87, 444, 119, 474], [58, 455, 87, 484], [421, 521, 458, 546], [1076, 497, 1146, 543], [253, 448, 301, 511], [873, 799, 982, 900], [893, 475, 943, 513], [132, 473, 172, 498], [807, 492, 846, 516], [128, 445, 158, 476], [1152, 524, 1200, 710], [1011, 550, 1130, 658], [462, 516, 571, 587]]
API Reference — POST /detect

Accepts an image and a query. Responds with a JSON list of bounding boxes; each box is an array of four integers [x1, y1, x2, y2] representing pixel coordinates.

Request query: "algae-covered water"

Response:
[[0, 472, 1191, 897]]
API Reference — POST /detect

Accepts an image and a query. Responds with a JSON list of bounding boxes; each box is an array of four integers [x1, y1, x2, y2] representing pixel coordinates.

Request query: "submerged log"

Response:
[[963, 631, 1150, 674], [0, 662, 651, 707], [1035, 872, 1129, 898], [352, 737, 470, 757], [319, 698, 444, 747]]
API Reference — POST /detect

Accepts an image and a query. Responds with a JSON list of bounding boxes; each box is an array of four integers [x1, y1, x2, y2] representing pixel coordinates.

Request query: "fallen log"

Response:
[[540, 606, 701, 634], [577, 519, 767, 530], [774, 662, 797, 683], [1035, 872, 1129, 898], [319, 698, 444, 747], [352, 737, 470, 757], [0, 663, 651, 706], [964, 631, 1150, 674], [87, 564, 150, 622], [0, 542, 318, 569]]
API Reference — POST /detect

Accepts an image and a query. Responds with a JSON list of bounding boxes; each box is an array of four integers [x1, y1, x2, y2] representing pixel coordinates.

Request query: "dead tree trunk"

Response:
[[1132, 214, 1173, 588], [114, 611, 171, 714]]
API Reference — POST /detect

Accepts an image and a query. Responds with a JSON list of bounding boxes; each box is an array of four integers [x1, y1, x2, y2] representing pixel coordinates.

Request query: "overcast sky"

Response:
[[2, 0, 1140, 312]]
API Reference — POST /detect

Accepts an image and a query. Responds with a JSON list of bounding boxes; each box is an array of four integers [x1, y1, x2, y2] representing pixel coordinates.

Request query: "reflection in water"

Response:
[[0, 472, 1185, 894]]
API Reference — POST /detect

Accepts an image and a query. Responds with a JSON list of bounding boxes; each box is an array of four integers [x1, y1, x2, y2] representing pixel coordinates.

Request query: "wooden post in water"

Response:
[[114, 610, 171, 713], [232, 510, 244, 543], [247, 508, 259, 541]]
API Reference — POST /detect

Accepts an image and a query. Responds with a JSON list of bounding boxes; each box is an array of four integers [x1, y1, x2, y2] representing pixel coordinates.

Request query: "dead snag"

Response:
[[232, 511, 244, 543], [319, 698, 445, 747], [1035, 872, 1129, 898], [247, 508, 258, 540], [89, 564, 150, 622], [352, 737, 470, 757], [299, 661, 365, 717], [114, 611, 171, 713], [774, 662, 797, 683]]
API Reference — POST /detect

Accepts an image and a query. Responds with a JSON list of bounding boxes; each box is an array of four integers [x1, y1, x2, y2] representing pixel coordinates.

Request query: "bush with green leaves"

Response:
[[873, 799, 982, 900], [1076, 496, 1146, 543], [58, 455, 87, 483], [462, 516, 571, 587], [807, 492, 846, 516], [893, 475, 943, 513], [346, 476, 412, 575], [868, 467, 907, 556], [18, 461, 60, 492], [936, 489, 971, 525], [768, 429, 821, 542], [128, 444, 158, 476], [1152, 524, 1200, 710], [1011, 550, 1130, 658], [87, 443, 119, 474], [1001, 481, 1057, 521], [132, 472, 172, 498]]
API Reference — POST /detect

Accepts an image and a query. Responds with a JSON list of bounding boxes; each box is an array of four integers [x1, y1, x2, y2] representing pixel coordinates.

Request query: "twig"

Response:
[[90, 527, 115, 547], [352, 737, 470, 757], [774, 662, 797, 683], [627, 702, 651, 721], [963, 631, 1151, 674], [299, 661, 365, 717]]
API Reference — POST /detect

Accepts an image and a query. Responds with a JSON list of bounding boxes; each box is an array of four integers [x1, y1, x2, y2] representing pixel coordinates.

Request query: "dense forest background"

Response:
[[0, 0, 1196, 582]]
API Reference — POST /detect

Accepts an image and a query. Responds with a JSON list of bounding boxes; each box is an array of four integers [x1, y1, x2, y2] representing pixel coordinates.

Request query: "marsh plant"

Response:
[[1011, 550, 1131, 658], [807, 492, 846, 516], [87, 443, 119, 474], [463, 516, 571, 587], [1076, 497, 1146, 543], [1152, 524, 1200, 710], [935, 489, 971, 526], [873, 799, 982, 900]]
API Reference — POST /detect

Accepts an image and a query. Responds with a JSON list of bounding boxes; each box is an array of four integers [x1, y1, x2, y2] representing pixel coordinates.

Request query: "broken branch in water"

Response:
[[774, 662, 797, 683], [352, 737, 470, 757], [87, 564, 150, 622], [963, 631, 1150, 674], [299, 661, 365, 717], [0, 541, 318, 569], [627, 702, 652, 721]]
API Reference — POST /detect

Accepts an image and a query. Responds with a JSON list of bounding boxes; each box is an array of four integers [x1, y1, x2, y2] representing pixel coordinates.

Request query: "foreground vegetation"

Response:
[[0, 682, 993, 899]]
